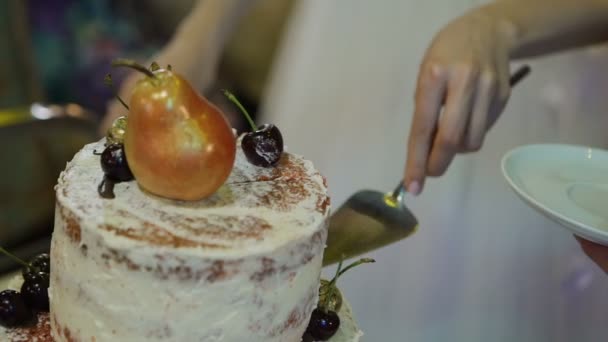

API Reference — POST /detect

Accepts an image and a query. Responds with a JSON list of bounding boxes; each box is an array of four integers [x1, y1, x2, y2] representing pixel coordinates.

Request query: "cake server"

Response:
[[323, 182, 416, 266], [323, 65, 531, 266]]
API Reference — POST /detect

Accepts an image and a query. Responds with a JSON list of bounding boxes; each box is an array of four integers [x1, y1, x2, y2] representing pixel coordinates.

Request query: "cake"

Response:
[[0, 138, 363, 341], [53, 138, 327, 342], [0, 61, 366, 341]]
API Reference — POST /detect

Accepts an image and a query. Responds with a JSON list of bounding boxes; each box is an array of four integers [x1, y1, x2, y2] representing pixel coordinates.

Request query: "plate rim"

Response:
[[501, 143, 608, 244]]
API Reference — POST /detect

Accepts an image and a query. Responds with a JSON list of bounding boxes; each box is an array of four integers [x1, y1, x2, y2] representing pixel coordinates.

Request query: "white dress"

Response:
[[260, 0, 608, 341]]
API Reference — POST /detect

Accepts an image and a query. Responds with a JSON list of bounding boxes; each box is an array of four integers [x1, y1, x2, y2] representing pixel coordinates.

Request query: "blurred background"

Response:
[[2, 0, 608, 341], [0, 0, 193, 274]]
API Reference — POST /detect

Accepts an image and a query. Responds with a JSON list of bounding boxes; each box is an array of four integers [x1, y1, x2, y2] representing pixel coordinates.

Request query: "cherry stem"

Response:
[[112, 58, 156, 78], [0, 246, 29, 268], [222, 89, 257, 131], [329, 258, 375, 287], [104, 74, 129, 110]]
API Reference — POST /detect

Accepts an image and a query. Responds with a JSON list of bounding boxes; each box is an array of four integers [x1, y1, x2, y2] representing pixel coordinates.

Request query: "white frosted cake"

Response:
[[52, 139, 327, 342], [0, 60, 365, 341], [0, 139, 361, 342]]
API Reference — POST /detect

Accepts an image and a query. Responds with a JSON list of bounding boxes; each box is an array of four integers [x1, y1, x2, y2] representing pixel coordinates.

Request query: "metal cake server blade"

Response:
[[323, 182, 416, 266], [322, 65, 531, 266]]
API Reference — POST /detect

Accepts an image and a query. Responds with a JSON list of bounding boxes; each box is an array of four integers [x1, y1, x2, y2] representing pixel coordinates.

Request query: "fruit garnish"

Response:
[[96, 143, 133, 199], [0, 247, 30, 270], [305, 309, 341, 341], [222, 90, 284, 167], [0, 249, 51, 323], [100, 144, 134, 182], [112, 58, 236, 201], [305, 257, 375, 341], [97, 177, 117, 199], [20, 273, 49, 312], [106, 116, 128, 145], [0, 248, 50, 283], [29, 254, 50, 274], [149, 62, 160, 72], [104, 74, 129, 111], [318, 258, 374, 312], [0, 290, 32, 328], [22, 253, 50, 282]]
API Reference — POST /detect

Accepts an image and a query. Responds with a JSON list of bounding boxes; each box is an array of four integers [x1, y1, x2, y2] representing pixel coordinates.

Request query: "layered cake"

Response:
[[0, 61, 365, 341]]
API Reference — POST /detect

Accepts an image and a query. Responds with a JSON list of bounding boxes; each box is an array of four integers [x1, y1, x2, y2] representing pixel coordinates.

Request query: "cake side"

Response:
[[49, 139, 330, 342], [0, 276, 362, 342]]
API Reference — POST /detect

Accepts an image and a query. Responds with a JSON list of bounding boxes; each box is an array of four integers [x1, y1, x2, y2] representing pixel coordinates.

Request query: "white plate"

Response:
[[501, 144, 608, 246]]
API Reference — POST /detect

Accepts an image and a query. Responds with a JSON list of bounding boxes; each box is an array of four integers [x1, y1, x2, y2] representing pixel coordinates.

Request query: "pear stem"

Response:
[[149, 62, 160, 72], [222, 89, 257, 131], [104, 74, 129, 110], [0, 246, 29, 268], [112, 58, 156, 78]]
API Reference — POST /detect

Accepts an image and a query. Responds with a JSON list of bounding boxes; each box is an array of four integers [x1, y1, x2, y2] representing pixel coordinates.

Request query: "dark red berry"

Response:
[[22, 268, 46, 283], [301, 332, 315, 342], [30, 253, 50, 273], [101, 143, 133, 181], [305, 308, 340, 341], [241, 124, 283, 167], [22, 253, 50, 282], [21, 273, 49, 312], [0, 290, 32, 327]]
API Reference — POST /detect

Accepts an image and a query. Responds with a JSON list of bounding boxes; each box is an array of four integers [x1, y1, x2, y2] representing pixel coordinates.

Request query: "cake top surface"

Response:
[[55, 139, 330, 258]]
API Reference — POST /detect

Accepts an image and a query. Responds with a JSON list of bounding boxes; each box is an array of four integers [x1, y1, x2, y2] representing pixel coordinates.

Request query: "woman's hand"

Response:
[[405, 8, 516, 195]]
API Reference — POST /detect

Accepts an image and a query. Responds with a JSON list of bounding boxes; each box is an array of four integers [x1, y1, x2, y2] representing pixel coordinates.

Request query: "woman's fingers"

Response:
[[405, 64, 448, 194], [426, 65, 478, 177], [464, 70, 497, 151]]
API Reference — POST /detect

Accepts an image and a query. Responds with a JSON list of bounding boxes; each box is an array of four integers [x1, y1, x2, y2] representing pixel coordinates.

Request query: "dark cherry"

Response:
[[305, 308, 340, 341], [100, 143, 134, 182], [30, 253, 50, 274], [241, 124, 284, 167], [22, 253, 50, 282], [98, 176, 117, 199], [222, 90, 284, 167], [22, 268, 47, 283], [20, 272, 50, 312], [0, 290, 32, 327]]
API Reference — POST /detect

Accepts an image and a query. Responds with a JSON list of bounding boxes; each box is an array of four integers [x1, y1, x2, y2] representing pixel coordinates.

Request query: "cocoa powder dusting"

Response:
[[61, 208, 81, 243], [250, 257, 277, 282], [153, 212, 272, 241], [316, 195, 331, 214], [266, 285, 318, 337], [5, 312, 52, 342], [99, 247, 245, 282], [100, 222, 225, 249]]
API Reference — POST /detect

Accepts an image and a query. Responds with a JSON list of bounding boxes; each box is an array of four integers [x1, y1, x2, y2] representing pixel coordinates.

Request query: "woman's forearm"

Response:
[[478, 0, 608, 59], [102, 0, 255, 134], [153, 0, 257, 90]]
